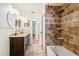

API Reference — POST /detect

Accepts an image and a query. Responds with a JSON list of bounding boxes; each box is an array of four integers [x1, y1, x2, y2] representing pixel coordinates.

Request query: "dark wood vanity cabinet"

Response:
[[10, 34, 30, 56]]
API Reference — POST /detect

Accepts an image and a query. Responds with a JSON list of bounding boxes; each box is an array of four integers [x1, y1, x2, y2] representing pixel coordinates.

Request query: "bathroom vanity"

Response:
[[9, 33, 30, 56]]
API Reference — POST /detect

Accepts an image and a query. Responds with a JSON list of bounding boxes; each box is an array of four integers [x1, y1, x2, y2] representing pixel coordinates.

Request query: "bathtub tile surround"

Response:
[[45, 5, 55, 45], [45, 5, 63, 46], [45, 3, 79, 56], [61, 4, 79, 55]]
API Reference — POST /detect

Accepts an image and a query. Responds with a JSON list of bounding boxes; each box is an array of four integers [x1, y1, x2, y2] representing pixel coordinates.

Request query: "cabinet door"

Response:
[[24, 34, 30, 51], [24, 34, 30, 45], [10, 37, 24, 56]]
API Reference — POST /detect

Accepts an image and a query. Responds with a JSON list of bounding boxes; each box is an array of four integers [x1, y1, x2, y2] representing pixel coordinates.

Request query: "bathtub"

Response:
[[47, 46, 77, 56]]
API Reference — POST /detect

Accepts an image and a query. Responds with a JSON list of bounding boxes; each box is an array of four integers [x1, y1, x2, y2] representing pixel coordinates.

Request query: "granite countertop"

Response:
[[9, 32, 30, 37]]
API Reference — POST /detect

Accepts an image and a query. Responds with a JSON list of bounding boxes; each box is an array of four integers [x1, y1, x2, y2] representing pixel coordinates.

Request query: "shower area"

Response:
[[45, 4, 64, 56], [45, 5, 63, 46], [45, 4, 79, 56]]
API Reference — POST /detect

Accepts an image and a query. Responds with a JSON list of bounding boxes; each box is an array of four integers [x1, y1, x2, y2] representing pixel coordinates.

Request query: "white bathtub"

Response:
[[47, 46, 77, 56]]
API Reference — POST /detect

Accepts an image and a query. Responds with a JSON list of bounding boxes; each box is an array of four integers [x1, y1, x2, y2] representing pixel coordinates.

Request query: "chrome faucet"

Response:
[[15, 30, 20, 35], [20, 30, 24, 34]]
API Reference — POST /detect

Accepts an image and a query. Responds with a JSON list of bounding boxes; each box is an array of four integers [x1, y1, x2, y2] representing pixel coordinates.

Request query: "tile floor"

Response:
[[25, 35, 46, 56]]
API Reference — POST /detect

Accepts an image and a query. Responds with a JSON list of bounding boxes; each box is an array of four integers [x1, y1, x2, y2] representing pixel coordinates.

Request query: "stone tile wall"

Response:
[[61, 4, 79, 55]]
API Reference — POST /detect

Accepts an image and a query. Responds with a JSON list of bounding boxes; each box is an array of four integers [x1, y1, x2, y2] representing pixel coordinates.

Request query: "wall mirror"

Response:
[[7, 8, 29, 29], [7, 8, 20, 29]]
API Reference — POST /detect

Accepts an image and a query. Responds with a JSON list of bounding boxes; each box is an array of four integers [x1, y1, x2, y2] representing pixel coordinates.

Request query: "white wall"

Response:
[[0, 4, 13, 56], [11, 3, 45, 19]]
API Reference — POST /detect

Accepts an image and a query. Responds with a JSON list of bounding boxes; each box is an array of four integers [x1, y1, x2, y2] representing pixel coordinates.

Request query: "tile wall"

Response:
[[45, 4, 79, 55], [45, 5, 63, 46], [61, 4, 79, 55]]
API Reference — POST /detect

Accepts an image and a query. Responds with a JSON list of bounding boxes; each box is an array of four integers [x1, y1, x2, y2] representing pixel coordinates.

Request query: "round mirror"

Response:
[[7, 9, 20, 29], [7, 9, 29, 29]]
